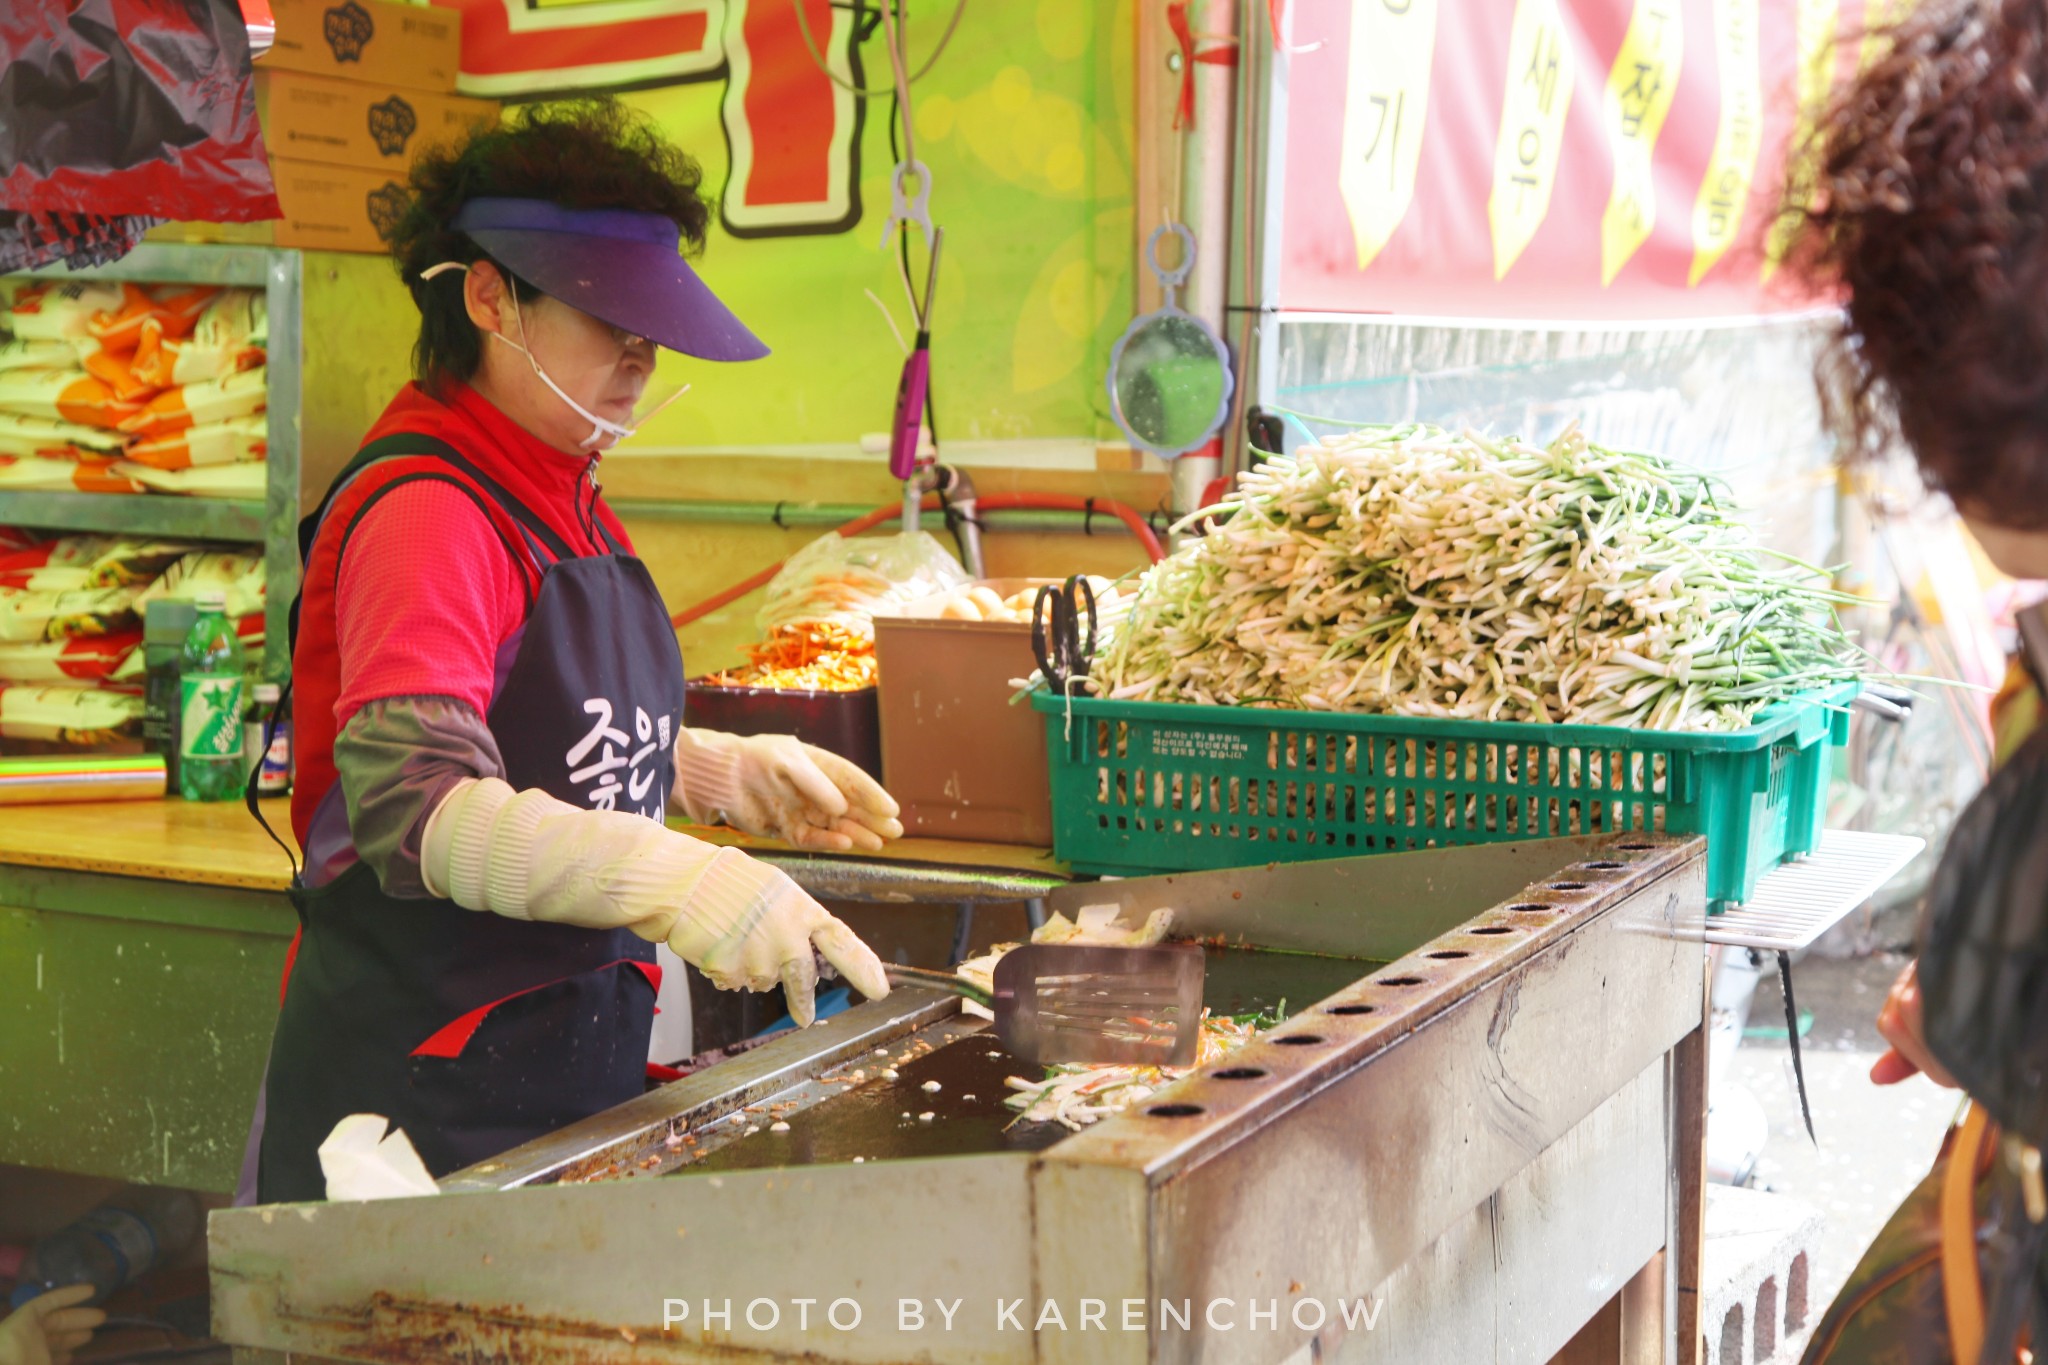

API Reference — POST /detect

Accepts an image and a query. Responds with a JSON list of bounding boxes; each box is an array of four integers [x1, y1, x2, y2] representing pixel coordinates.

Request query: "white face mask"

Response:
[[422, 261, 689, 450]]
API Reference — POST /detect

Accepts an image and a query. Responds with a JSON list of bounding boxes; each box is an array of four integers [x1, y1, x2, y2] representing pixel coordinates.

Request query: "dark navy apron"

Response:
[[256, 436, 684, 1203]]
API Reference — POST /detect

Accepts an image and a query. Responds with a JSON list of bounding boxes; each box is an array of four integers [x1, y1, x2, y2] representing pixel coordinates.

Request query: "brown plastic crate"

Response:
[[683, 680, 882, 779], [872, 579, 1054, 846]]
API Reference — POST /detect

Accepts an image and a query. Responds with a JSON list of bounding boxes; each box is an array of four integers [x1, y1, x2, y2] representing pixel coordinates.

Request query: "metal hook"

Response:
[[879, 158, 936, 252], [1145, 224, 1197, 308]]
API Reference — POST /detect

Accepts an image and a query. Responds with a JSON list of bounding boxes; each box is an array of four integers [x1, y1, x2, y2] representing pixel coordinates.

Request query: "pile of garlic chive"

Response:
[[1089, 422, 1861, 732]]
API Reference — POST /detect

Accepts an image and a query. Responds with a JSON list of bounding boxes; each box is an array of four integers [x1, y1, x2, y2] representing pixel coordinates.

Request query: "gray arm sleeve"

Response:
[[336, 696, 506, 899]]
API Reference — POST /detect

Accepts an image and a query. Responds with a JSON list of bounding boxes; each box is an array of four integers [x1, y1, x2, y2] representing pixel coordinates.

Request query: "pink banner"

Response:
[[1277, 0, 1879, 321]]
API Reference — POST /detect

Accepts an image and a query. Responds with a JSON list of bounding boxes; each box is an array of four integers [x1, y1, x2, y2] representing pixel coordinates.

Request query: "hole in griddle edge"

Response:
[[1549, 881, 1589, 891], [1148, 1103, 1205, 1118], [1272, 1034, 1326, 1046], [1213, 1067, 1268, 1079], [1426, 950, 1469, 960], [1471, 926, 1515, 936], [1506, 903, 1552, 913], [1583, 860, 1625, 870], [1377, 976, 1426, 986], [1324, 1004, 1376, 1016]]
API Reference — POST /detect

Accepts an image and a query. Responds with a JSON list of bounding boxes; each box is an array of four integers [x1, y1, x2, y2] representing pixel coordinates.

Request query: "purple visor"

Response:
[[451, 197, 768, 363]]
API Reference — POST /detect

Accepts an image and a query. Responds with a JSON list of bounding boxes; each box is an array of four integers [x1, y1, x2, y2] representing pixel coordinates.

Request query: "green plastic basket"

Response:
[[1033, 682, 1858, 908]]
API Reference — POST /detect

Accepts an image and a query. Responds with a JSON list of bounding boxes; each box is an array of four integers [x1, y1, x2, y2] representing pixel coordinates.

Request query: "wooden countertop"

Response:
[[0, 796, 302, 890], [0, 797, 1063, 892]]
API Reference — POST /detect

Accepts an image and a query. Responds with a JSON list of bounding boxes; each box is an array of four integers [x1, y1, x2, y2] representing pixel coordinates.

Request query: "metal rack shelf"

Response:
[[1679, 829, 1927, 951], [7, 243, 301, 680], [0, 492, 267, 543]]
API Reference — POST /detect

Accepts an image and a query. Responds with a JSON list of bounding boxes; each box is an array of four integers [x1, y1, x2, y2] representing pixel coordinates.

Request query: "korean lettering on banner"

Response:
[[568, 698, 674, 818], [1488, 0, 1575, 280], [1598, 0, 1684, 286], [1761, 0, 1841, 280], [1338, 0, 1441, 272], [1688, 0, 1763, 286]]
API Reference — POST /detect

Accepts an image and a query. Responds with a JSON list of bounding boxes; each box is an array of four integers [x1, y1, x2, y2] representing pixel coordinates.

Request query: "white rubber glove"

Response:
[[0, 1285, 105, 1365], [421, 778, 888, 1025], [665, 849, 886, 1020], [670, 728, 904, 853]]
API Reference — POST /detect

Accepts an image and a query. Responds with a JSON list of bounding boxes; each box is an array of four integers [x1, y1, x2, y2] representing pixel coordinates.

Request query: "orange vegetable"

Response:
[[700, 623, 877, 692]]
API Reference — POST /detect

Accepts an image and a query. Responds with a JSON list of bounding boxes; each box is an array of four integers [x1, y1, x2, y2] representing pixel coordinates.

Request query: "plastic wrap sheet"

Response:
[[1268, 314, 1842, 564], [0, 211, 163, 274], [0, 0, 279, 224]]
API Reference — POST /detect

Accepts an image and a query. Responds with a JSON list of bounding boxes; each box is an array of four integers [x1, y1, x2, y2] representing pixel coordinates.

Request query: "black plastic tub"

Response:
[[683, 680, 883, 780]]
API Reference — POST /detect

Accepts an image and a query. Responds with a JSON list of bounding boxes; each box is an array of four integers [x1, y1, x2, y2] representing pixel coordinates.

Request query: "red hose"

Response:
[[975, 492, 1167, 562], [669, 492, 1165, 629]]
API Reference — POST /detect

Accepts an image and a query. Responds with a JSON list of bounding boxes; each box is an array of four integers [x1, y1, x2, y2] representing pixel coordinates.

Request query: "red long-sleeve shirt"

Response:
[[292, 381, 639, 848]]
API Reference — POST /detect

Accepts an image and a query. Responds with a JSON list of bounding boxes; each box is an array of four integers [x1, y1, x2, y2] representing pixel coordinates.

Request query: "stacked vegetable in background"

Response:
[[921, 579, 1133, 626], [1093, 423, 1862, 732], [0, 529, 264, 746], [699, 530, 969, 692], [0, 279, 268, 497]]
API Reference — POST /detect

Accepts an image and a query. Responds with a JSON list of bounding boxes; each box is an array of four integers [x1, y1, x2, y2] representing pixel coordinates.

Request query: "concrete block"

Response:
[[1700, 1185, 1824, 1365]]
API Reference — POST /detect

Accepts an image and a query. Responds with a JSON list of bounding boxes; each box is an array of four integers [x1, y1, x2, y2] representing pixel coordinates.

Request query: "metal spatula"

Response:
[[884, 943, 1206, 1068]]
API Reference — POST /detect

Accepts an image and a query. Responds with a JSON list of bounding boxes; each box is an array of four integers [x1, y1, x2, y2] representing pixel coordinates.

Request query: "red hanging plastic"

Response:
[[0, 0, 281, 223]]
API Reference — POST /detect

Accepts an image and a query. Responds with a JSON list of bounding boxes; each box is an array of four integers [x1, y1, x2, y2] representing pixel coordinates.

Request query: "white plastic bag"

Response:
[[135, 550, 265, 618], [756, 530, 968, 638]]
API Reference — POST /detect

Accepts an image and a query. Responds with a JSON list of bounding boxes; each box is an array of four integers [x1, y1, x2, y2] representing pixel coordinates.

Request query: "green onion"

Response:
[[1090, 423, 1863, 731]]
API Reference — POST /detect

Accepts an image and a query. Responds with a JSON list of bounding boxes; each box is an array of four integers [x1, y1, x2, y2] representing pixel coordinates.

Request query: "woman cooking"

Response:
[[252, 101, 901, 1203]]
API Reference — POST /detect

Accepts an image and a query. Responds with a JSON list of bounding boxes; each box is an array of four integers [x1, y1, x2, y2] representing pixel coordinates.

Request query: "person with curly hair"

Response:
[[1782, 2, 2048, 1355], [1783, 0, 2048, 1089], [247, 100, 902, 1203]]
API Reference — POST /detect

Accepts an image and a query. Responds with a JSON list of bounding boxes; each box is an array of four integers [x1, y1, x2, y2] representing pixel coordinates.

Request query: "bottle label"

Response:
[[259, 727, 293, 793], [180, 676, 245, 760]]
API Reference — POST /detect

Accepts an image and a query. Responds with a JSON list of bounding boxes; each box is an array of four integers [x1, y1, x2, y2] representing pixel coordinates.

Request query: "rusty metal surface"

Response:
[[1092, 844, 1706, 1364], [213, 1155, 1047, 1365], [1048, 833, 1701, 1179], [458, 939, 1385, 1188], [676, 948, 1383, 1174], [1045, 834, 1634, 960], [1321, 1061, 1671, 1365], [684, 1018, 1067, 1171], [212, 834, 1708, 1365], [748, 853, 1066, 905], [442, 992, 960, 1192]]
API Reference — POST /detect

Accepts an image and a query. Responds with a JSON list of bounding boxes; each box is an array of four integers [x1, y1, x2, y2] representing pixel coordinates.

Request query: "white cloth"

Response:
[[647, 942, 693, 1065], [670, 728, 903, 852], [318, 1114, 439, 1201]]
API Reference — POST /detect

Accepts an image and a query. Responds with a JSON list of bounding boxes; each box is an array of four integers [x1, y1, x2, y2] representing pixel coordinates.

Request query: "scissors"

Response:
[[1031, 576, 1099, 692]]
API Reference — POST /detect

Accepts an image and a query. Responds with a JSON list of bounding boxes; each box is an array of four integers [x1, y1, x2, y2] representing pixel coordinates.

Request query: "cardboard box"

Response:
[[258, 70, 496, 176], [263, 0, 461, 94], [872, 580, 1058, 846], [267, 157, 414, 254], [145, 158, 404, 252]]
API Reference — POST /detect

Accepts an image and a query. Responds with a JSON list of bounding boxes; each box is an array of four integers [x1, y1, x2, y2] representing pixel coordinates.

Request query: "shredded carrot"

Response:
[[699, 622, 877, 692]]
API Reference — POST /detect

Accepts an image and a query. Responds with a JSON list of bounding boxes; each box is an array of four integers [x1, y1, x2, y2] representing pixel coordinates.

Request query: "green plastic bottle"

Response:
[[178, 590, 248, 802]]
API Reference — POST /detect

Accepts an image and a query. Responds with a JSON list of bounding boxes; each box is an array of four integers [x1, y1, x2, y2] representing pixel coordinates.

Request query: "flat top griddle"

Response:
[[671, 946, 1380, 1174]]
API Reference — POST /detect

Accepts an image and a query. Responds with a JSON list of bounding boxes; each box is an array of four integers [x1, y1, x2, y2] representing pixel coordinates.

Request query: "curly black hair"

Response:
[[1779, 0, 2048, 529], [387, 98, 712, 396]]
